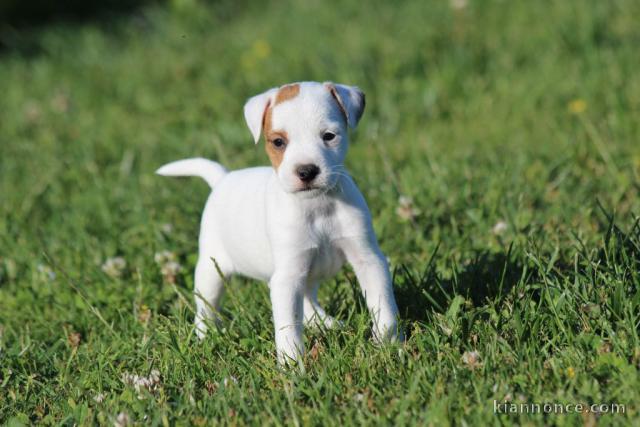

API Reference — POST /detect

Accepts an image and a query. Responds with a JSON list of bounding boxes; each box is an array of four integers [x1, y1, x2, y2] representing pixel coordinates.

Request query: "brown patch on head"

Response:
[[262, 101, 287, 170], [326, 84, 349, 125], [259, 84, 299, 170], [275, 83, 300, 105]]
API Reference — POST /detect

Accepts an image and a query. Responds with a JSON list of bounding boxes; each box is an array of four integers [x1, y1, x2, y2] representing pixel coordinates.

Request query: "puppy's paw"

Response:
[[372, 322, 405, 344], [304, 313, 343, 330], [194, 313, 223, 340]]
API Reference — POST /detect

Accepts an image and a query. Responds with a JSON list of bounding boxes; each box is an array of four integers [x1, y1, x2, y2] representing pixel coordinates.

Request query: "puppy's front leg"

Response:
[[340, 237, 402, 342], [269, 268, 306, 365]]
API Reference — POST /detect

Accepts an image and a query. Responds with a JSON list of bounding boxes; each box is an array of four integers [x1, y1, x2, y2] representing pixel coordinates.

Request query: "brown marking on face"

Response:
[[259, 84, 299, 169], [326, 84, 349, 125], [275, 83, 300, 105], [262, 101, 287, 170]]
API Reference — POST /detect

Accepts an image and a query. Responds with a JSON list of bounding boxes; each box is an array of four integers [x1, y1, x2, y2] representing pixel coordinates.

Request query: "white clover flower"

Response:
[[492, 220, 508, 235], [93, 392, 107, 403], [36, 264, 56, 281], [155, 251, 182, 284], [161, 261, 181, 278], [114, 412, 131, 427], [461, 350, 482, 369], [121, 369, 162, 399], [396, 195, 421, 221], [101, 257, 127, 279], [222, 376, 238, 387], [154, 250, 176, 265]]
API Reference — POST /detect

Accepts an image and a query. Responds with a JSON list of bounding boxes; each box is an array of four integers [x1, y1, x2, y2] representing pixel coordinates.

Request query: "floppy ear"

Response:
[[243, 87, 278, 143], [325, 82, 366, 128]]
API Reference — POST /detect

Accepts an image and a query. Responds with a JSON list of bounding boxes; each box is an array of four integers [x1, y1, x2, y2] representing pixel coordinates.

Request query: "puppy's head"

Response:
[[244, 81, 365, 194]]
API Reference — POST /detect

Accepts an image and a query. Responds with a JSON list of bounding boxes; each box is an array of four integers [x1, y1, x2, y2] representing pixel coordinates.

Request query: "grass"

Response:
[[1, 0, 640, 424]]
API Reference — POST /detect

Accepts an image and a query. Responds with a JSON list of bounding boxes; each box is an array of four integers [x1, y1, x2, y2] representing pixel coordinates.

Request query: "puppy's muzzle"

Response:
[[296, 164, 321, 183]]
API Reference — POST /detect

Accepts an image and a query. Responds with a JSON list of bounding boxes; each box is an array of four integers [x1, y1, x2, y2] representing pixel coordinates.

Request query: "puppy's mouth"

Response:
[[291, 182, 330, 196], [293, 175, 342, 195], [296, 185, 323, 193]]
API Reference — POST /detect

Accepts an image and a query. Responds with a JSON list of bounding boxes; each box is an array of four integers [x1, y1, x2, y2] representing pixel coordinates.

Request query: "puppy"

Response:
[[157, 81, 402, 364]]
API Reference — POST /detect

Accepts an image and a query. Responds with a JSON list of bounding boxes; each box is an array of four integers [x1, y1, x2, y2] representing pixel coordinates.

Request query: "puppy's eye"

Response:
[[272, 138, 286, 148], [322, 132, 336, 142]]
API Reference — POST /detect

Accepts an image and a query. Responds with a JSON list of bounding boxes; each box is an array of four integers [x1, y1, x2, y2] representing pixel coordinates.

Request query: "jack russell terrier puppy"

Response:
[[157, 81, 402, 364]]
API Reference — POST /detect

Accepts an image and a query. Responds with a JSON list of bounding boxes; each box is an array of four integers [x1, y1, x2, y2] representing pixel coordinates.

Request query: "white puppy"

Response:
[[157, 81, 402, 364]]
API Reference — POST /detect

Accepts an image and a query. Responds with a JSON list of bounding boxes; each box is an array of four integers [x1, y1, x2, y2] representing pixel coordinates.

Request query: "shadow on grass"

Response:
[[392, 203, 640, 331], [323, 245, 531, 335], [393, 247, 530, 324]]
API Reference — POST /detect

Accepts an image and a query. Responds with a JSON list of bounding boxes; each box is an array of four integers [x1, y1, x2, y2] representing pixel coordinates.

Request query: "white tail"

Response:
[[156, 158, 228, 188]]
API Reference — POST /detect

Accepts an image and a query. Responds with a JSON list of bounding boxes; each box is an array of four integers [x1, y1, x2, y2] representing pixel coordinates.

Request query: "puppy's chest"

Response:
[[306, 211, 345, 280]]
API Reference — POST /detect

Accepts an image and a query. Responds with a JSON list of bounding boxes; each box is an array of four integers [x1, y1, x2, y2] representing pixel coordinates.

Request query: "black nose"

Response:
[[296, 164, 320, 182]]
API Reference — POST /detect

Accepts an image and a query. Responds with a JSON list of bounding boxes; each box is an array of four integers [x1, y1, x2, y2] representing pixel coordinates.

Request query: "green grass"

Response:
[[1, 0, 640, 424]]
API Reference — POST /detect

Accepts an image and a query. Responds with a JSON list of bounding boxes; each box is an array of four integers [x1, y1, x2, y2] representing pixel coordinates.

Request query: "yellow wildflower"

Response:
[[253, 40, 271, 60], [566, 366, 575, 378], [568, 99, 587, 114]]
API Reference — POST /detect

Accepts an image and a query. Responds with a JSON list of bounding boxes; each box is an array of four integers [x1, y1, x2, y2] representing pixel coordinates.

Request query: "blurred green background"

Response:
[[1, 0, 639, 425]]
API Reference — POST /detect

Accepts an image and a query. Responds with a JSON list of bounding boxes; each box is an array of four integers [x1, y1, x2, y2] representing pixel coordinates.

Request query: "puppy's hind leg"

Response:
[[303, 281, 340, 329], [194, 256, 226, 339]]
